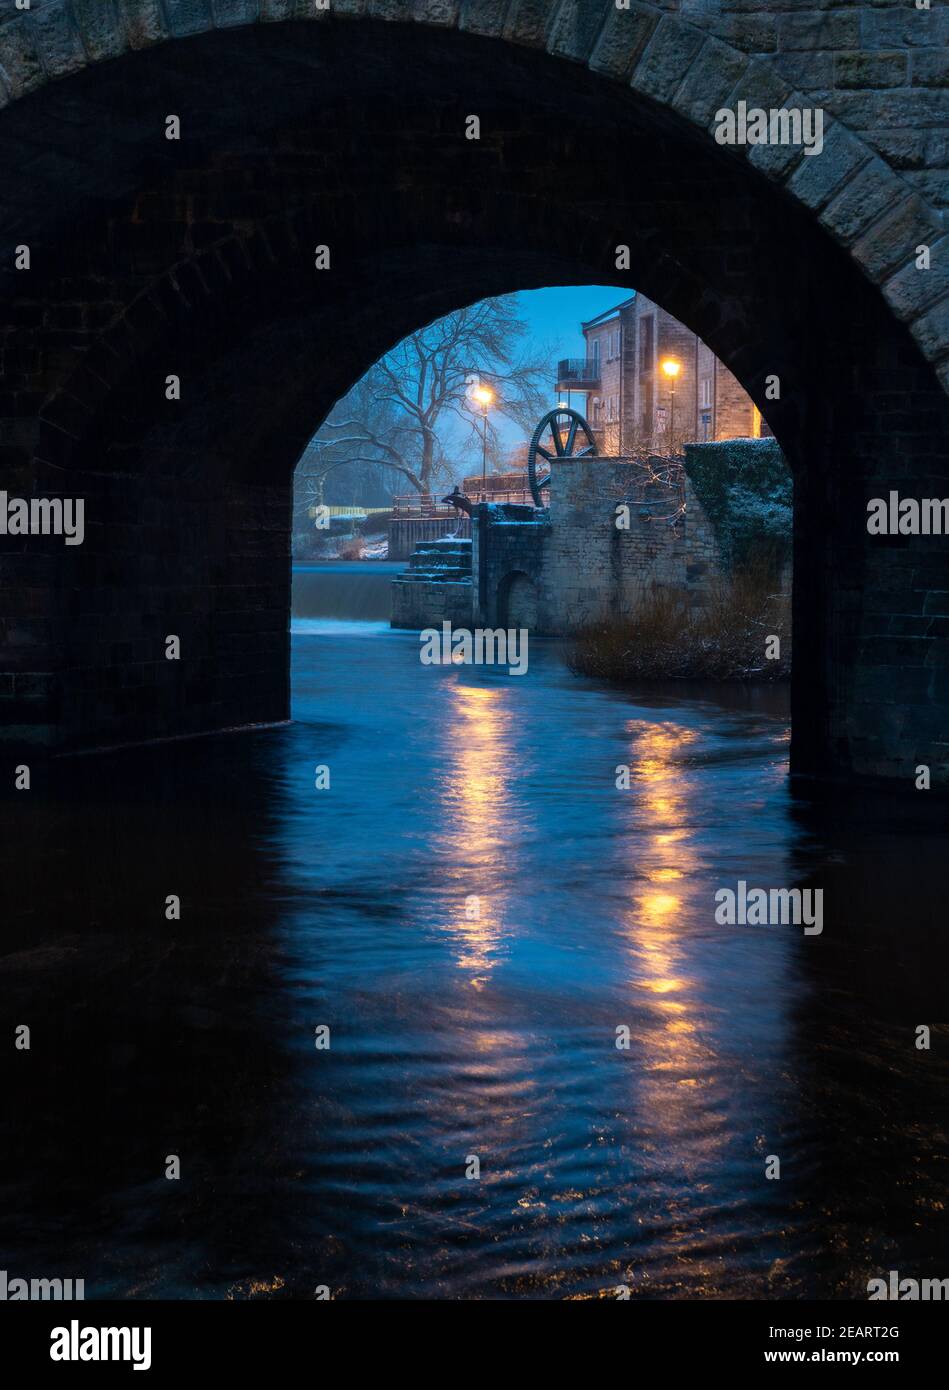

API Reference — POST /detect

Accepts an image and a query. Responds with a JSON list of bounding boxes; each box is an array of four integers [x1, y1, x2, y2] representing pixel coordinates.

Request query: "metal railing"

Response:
[[391, 487, 544, 516], [556, 357, 600, 386], [391, 494, 458, 518]]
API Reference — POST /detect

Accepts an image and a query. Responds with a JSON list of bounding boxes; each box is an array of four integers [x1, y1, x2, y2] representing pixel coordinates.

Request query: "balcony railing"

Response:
[[556, 358, 600, 389]]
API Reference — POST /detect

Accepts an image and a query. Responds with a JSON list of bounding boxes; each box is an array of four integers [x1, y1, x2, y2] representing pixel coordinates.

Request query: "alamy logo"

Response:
[[420, 621, 529, 676], [0, 490, 84, 545], [867, 1271, 949, 1300], [714, 101, 824, 157], [867, 492, 949, 535], [0, 1269, 84, 1300], [50, 1320, 151, 1371], [714, 881, 823, 935]]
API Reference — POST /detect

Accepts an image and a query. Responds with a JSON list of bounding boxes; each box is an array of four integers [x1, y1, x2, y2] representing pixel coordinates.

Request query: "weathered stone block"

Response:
[[852, 195, 943, 284], [163, 0, 214, 40], [212, 0, 260, 29], [820, 157, 911, 246], [459, 0, 507, 39], [883, 236, 949, 324], [674, 37, 748, 127], [0, 17, 45, 97], [912, 50, 949, 88], [787, 119, 868, 212], [502, 0, 549, 47], [774, 50, 833, 89], [72, 0, 128, 62], [777, 10, 859, 53], [29, 2, 86, 78], [706, 12, 777, 56], [113, 0, 166, 50], [588, 5, 657, 80], [259, 0, 302, 21], [547, 0, 611, 64], [632, 15, 705, 105], [747, 90, 811, 178], [908, 296, 949, 363], [822, 86, 949, 131], [861, 8, 949, 51], [905, 169, 949, 210], [835, 51, 908, 90], [722, 52, 795, 118]]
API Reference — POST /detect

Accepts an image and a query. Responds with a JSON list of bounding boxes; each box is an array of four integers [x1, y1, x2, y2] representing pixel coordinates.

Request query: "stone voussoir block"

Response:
[[673, 35, 749, 129], [547, 0, 613, 65], [631, 13, 706, 106], [459, 0, 507, 40], [819, 155, 911, 246], [786, 117, 869, 213], [907, 294, 949, 363], [163, 0, 214, 40], [883, 236, 949, 324], [71, 0, 129, 62], [588, 2, 657, 80], [853, 194, 944, 286]]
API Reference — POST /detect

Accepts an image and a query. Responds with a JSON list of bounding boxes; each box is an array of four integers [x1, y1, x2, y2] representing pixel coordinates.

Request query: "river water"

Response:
[[1, 563, 946, 1299]]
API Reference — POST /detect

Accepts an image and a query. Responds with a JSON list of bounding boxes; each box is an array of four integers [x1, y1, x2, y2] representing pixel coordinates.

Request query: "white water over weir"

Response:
[[292, 562, 400, 622]]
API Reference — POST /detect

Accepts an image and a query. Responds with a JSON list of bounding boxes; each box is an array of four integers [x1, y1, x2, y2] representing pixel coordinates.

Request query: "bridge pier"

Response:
[[0, 14, 945, 783]]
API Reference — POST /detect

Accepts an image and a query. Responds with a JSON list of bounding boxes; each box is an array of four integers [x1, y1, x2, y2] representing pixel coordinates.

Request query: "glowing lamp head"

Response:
[[472, 385, 494, 408], [661, 358, 681, 380]]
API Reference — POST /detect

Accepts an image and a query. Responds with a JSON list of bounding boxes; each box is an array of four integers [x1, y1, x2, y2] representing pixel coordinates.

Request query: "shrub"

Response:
[[566, 565, 790, 683], [683, 438, 792, 577]]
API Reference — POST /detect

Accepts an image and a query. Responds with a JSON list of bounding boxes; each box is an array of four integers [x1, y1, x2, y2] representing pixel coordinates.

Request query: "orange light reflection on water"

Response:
[[432, 682, 516, 983]]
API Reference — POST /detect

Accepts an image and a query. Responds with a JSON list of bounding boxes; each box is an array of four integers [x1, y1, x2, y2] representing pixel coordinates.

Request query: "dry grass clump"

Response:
[[337, 536, 366, 561], [567, 566, 790, 683]]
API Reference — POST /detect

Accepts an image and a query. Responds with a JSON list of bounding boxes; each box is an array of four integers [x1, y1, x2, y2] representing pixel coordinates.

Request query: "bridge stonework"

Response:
[[472, 460, 722, 635], [0, 1, 946, 782], [0, 1, 945, 384]]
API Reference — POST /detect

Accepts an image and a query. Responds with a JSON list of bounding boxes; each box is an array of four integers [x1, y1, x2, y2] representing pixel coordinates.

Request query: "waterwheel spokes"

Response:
[[527, 408, 598, 508]]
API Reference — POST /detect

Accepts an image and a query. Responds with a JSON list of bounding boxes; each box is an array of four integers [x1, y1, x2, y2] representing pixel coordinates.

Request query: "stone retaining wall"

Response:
[[391, 578, 473, 631], [475, 457, 722, 634]]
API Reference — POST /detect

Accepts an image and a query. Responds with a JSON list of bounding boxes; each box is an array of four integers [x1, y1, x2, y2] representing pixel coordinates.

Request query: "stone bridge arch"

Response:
[[0, 2, 945, 385], [0, 4, 946, 783]]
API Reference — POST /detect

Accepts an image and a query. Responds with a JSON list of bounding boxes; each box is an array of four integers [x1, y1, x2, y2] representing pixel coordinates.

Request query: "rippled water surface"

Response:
[[1, 567, 946, 1299]]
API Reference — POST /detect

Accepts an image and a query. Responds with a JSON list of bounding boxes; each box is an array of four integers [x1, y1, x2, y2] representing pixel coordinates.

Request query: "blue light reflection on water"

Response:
[[0, 591, 945, 1300]]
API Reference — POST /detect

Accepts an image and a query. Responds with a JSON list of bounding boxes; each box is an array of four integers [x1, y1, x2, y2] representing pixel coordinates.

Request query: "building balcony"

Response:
[[556, 357, 600, 392]]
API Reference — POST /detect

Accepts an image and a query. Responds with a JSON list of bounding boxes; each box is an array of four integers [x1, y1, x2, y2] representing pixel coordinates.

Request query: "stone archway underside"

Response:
[[0, 17, 947, 782]]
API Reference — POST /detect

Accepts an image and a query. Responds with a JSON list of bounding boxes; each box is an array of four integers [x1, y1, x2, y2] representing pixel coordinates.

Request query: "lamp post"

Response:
[[471, 384, 494, 500], [660, 357, 681, 454]]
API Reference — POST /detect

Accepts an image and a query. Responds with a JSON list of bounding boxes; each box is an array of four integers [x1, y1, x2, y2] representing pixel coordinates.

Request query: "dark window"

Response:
[[640, 315, 654, 374]]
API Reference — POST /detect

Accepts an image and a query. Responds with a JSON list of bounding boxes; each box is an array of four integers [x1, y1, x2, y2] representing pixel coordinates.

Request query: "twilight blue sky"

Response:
[[495, 284, 630, 452], [515, 284, 629, 362]]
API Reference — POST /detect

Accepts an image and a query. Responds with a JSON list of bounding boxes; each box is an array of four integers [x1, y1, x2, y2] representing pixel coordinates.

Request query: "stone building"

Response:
[[472, 454, 722, 634], [392, 446, 740, 636], [557, 294, 772, 454]]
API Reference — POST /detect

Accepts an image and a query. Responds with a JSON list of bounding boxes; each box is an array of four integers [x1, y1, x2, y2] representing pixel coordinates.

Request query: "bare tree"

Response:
[[308, 296, 551, 497]]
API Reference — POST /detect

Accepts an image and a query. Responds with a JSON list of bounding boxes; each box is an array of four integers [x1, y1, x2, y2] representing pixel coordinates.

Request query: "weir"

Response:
[[292, 563, 401, 622]]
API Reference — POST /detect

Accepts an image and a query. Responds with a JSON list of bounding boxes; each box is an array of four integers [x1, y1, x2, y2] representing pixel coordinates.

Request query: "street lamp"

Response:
[[660, 357, 681, 453], [471, 384, 494, 500]]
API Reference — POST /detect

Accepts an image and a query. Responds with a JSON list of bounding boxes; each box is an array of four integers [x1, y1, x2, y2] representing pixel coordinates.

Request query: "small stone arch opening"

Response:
[[498, 571, 540, 631]]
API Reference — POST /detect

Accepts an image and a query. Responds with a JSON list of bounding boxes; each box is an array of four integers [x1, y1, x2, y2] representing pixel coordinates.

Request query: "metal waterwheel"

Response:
[[527, 408, 598, 507]]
